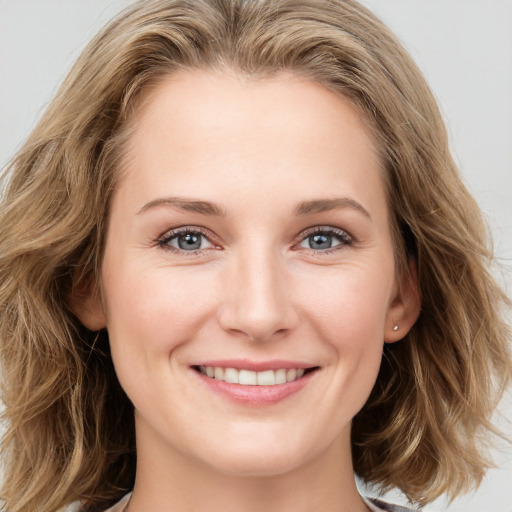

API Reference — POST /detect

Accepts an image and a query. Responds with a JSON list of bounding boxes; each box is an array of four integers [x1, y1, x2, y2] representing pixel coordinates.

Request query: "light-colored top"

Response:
[[104, 493, 130, 511], [104, 493, 420, 511], [363, 496, 420, 511]]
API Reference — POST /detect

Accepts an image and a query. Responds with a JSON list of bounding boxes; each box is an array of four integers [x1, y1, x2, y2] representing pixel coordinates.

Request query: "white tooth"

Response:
[[257, 370, 276, 385], [286, 369, 297, 382], [206, 367, 305, 385], [239, 370, 257, 385], [224, 368, 239, 384], [275, 369, 287, 384]]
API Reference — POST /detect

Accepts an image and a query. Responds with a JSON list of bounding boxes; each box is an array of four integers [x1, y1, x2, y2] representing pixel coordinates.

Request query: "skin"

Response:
[[76, 70, 419, 512]]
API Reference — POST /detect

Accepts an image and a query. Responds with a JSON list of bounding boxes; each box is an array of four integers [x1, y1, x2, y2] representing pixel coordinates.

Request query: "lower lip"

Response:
[[193, 369, 318, 406]]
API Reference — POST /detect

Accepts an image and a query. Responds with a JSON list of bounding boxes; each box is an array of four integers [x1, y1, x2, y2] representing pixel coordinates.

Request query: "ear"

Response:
[[384, 260, 421, 343], [69, 277, 107, 331]]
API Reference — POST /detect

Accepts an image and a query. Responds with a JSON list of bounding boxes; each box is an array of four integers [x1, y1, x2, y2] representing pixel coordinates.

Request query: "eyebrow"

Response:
[[295, 198, 372, 219], [137, 197, 227, 216], [137, 196, 371, 219]]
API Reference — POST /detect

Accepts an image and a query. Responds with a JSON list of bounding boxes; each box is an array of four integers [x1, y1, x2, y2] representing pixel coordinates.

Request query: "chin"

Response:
[[193, 431, 323, 479], [205, 450, 306, 478]]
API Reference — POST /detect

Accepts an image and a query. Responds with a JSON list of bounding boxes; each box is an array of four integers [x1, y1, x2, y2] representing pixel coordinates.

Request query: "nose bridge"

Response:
[[218, 239, 296, 341]]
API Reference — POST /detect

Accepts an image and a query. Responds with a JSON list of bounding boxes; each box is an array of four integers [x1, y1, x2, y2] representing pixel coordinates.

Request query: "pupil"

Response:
[[310, 234, 332, 250], [178, 233, 201, 250]]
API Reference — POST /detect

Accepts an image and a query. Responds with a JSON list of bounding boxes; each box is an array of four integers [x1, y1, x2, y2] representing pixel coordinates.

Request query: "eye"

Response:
[[297, 227, 352, 252], [158, 228, 215, 253]]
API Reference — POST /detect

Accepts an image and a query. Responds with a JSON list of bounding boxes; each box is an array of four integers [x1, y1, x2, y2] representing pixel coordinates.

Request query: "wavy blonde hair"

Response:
[[0, 0, 510, 510]]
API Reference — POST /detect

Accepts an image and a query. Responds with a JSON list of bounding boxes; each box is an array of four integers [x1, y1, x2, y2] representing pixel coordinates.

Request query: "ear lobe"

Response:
[[384, 260, 421, 343], [69, 278, 107, 331]]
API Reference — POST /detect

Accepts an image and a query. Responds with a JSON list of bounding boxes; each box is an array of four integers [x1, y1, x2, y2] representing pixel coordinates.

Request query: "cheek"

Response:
[[297, 262, 394, 342], [101, 266, 220, 425], [101, 262, 214, 376], [294, 263, 393, 401]]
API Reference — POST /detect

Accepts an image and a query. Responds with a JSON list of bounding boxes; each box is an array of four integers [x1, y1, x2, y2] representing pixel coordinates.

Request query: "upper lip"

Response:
[[191, 359, 318, 372]]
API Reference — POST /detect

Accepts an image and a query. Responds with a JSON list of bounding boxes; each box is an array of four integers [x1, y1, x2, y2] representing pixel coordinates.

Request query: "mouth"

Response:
[[192, 365, 319, 386], [190, 360, 320, 405]]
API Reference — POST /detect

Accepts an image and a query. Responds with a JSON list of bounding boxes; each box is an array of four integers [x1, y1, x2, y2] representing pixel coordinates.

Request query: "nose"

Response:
[[217, 245, 298, 342]]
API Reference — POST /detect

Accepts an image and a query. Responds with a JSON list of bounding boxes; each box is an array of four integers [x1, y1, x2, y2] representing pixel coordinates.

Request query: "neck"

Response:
[[128, 418, 369, 512]]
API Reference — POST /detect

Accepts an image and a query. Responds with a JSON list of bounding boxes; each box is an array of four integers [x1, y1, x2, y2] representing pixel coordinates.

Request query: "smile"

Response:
[[196, 365, 308, 386], [191, 360, 320, 405]]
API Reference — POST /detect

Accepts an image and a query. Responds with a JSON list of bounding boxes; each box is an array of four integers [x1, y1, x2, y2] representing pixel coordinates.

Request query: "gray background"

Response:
[[0, 1, 511, 510]]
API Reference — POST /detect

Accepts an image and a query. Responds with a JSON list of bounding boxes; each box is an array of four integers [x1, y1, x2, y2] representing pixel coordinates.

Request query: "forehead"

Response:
[[130, 70, 379, 155], [116, 70, 387, 218]]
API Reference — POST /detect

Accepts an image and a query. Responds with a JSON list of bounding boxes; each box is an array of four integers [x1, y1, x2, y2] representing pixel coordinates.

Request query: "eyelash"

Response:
[[157, 226, 217, 256], [157, 226, 354, 256], [296, 226, 354, 255]]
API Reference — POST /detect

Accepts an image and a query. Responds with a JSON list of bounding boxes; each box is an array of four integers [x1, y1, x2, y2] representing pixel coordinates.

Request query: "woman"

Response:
[[0, 1, 510, 511]]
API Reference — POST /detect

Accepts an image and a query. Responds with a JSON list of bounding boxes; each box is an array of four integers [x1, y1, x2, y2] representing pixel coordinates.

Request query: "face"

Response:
[[78, 71, 418, 478]]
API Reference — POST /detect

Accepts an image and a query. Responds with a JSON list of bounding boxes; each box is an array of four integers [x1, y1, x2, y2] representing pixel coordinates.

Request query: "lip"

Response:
[[190, 360, 319, 406]]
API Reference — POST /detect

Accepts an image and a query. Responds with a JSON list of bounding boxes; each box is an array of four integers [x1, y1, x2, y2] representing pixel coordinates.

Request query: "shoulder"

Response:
[[363, 496, 421, 512]]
